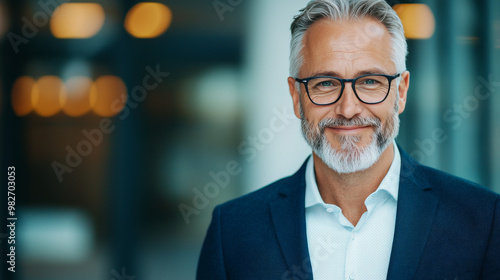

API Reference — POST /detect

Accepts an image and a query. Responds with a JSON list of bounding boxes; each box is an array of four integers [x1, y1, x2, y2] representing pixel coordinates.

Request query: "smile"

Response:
[[327, 126, 371, 134]]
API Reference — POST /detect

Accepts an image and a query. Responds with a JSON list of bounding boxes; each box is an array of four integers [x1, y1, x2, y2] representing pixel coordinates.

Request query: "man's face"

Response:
[[288, 17, 410, 173]]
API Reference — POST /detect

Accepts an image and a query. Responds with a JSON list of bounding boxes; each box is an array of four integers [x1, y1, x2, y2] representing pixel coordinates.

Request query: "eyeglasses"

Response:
[[295, 73, 400, 105]]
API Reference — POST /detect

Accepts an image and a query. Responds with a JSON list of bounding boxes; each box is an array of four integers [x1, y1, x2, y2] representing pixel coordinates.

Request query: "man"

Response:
[[197, 0, 500, 279]]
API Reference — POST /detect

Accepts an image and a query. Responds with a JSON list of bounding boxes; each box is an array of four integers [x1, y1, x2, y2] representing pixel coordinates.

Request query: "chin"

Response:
[[332, 134, 372, 151], [318, 133, 383, 174]]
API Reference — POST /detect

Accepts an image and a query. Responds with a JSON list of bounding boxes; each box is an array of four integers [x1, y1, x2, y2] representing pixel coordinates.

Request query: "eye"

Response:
[[310, 78, 341, 92], [313, 79, 340, 88], [319, 81, 333, 87], [363, 79, 379, 85]]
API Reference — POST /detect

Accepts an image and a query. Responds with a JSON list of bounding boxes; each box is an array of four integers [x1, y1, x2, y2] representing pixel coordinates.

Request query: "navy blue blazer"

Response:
[[197, 147, 500, 279]]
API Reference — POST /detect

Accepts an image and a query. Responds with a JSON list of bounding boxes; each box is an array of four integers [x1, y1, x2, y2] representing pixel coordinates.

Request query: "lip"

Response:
[[327, 126, 370, 134]]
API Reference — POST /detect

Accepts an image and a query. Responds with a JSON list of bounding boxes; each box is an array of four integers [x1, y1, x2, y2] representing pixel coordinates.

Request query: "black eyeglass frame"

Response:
[[295, 73, 401, 105]]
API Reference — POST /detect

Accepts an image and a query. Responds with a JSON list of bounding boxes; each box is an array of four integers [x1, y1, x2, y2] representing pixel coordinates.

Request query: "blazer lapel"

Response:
[[269, 159, 313, 279], [387, 148, 439, 280]]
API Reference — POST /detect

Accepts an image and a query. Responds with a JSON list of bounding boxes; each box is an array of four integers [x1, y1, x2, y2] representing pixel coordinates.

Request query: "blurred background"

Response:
[[0, 0, 499, 279]]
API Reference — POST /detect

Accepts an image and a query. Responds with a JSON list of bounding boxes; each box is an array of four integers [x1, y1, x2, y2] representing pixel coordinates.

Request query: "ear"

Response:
[[397, 71, 410, 114], [288, 76, 302, 119]]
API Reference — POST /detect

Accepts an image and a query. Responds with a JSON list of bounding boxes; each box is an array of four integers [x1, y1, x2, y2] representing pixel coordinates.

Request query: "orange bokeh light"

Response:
[[12, 76, 36, 116], [33, 76, 66, 117], [90, 76, 127, 117], [63, 76, 93, 117], [50, 3, 105, 39], [394, 4, 436, 39], [124, 2, 172, 38]]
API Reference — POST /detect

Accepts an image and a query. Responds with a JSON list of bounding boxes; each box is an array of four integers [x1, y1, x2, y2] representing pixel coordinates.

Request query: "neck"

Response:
[[313, 142, 395, 226]]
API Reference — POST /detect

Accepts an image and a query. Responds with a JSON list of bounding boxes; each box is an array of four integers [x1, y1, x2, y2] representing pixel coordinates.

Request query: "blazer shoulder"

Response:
[[398, 146, 499, 213]]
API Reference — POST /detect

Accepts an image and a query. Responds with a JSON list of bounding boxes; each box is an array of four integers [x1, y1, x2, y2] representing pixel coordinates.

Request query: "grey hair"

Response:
[[289, 0, 407, 78]]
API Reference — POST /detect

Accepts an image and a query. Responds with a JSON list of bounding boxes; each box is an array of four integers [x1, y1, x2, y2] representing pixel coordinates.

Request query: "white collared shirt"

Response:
[[305, 143, 401, 280]]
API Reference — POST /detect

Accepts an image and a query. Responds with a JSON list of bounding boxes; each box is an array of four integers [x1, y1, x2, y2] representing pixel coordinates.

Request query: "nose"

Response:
[[333, 82, 362, 119]]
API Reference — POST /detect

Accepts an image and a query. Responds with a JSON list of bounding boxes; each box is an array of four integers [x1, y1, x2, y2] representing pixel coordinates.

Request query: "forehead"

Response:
[[300, 17, 395, 77]]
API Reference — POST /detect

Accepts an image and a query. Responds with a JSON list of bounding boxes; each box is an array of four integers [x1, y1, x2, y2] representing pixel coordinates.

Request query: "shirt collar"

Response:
[[305, 141, 401, 208]]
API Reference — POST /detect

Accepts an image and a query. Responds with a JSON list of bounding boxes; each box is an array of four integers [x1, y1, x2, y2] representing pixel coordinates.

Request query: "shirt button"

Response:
[[326, 207, 334, 213], [349, 273, 355, 280], [351, 233, 355, 240]]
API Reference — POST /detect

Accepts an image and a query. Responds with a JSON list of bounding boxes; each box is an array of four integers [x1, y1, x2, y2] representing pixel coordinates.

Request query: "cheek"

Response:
[[372, 95, 398, 122], [302, 101, 331, 122]]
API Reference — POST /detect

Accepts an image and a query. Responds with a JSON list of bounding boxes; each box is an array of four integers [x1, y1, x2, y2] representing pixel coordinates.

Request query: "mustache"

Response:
[[318, 116, 381, 133]]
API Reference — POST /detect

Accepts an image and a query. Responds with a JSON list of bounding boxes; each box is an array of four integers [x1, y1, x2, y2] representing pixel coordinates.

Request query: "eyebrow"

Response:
[[307, 68, 392, 78]]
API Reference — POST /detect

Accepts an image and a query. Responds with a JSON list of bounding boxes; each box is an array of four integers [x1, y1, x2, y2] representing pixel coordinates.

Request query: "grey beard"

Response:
[[300, 101, 400, 174]]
